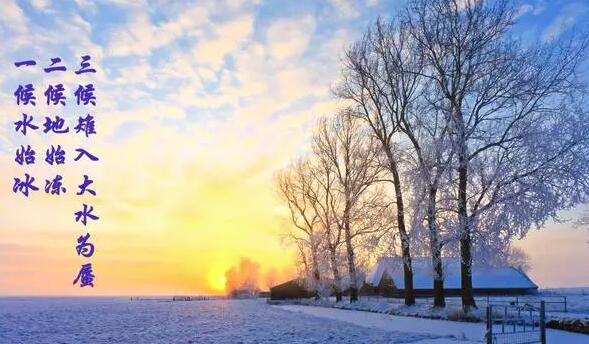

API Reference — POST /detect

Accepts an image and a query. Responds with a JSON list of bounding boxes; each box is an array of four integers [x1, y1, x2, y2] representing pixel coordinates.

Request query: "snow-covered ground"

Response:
[[275, 304, 588, 343], [279, 288, 589, 323], [1, 296, 587, 343], [0, 297, 466, 343], [540, 288, 589, 315]]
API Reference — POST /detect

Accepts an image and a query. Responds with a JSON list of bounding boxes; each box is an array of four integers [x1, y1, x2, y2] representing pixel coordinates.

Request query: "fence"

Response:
[[358, 295, 568, 313], [130, 295, 225, 302], [486, 301, 546, 344], [479, 296, 567, 313]]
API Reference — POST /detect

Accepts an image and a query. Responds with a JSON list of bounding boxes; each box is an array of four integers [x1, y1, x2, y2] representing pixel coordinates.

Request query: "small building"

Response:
[[365, 257, 538, 297], [258, 291, 271, 298], [230, 288, 260, 299], [270, 279, 314, 300]]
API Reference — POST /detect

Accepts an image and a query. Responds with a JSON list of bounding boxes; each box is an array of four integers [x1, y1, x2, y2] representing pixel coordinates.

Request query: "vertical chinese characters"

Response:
[[12, 56, 99, 288]]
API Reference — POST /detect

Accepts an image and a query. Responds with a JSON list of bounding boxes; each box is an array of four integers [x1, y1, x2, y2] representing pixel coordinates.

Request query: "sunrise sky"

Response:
[[0, 0, 588, 296]]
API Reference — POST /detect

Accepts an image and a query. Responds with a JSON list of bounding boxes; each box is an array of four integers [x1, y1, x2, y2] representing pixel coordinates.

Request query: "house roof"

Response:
[[366, 257, 538, 290]]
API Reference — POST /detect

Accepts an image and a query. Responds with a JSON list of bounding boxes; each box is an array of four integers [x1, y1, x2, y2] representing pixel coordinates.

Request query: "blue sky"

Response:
[[1, 0, 587, 136]]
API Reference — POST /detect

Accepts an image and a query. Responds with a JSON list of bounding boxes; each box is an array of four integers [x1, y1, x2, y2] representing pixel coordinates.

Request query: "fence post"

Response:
[[540, 301, 546, 344], [564, 296, 567, 313], [502, 307, 506, 333], [486, 305, 493, 344]]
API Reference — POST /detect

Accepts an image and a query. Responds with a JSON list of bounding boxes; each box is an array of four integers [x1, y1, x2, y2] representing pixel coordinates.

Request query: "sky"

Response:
[[0, 0, 588, 296]]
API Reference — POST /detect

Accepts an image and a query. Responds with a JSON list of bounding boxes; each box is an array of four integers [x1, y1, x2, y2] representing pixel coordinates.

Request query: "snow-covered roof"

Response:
[[366, 257, 538, 290]]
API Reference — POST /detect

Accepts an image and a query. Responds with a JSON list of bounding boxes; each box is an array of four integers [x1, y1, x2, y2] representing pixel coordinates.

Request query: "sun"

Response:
[[208, 275, 226, 293], [217, 275, 227, 291], [206, 265, 228, 294]]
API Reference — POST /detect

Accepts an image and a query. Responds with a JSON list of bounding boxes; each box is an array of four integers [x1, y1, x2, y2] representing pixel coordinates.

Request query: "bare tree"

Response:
[[282, 0, 589, 311], [380, 18, 456, 308], [405, 0, 589, 310], [305, 134, 346, 302], [313, 112, 387, 302], [506, 247, 531, 274], [338, 22, 419, 306], [277, 159, 324, 297], [340, 15, 460, 307]]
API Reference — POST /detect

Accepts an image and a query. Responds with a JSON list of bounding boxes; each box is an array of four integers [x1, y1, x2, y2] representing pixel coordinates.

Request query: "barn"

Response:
[[270, 279, 315, 300], [365, 257, 538, 297]]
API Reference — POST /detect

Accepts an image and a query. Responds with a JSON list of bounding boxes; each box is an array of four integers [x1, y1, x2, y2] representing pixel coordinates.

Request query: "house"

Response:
[[270, 279, 315, 300], [365, 257, 538, 297], [230, 288, 260, 299]]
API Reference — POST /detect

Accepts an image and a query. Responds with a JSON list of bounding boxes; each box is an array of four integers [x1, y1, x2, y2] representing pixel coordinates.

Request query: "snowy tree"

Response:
[[312, 112, 389, 302], [340, 14, 460, 307], [277, 159, 324, 298], [336, 0, 589, 310], [404, 0, 589, 310], [277, 114, 392, 302], [281, 0, 589, 311], [304, 132, 346, 302], [338, 22, 419, 306]]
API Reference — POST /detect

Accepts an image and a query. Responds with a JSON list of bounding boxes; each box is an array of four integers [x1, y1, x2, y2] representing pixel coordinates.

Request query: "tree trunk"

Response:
[[460, 230, 475, 311], [388, 152, 415, 306], [427, 187, 445, 307], [310, 242, 321, 300], [344, 229, 358, 302], [343, 206, 358, 302], [458, 132, 476, 311], [329, 246, 343, 302]]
